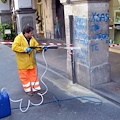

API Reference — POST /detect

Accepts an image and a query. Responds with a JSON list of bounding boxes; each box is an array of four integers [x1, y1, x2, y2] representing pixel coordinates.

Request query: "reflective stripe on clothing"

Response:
[[32, 86, 41, 92], [18, 66, 41, 92], [22, 82, 31, 92], [24, 87, 31, 92], [31, 82, 39, 85], [23, 82, 30, 87]]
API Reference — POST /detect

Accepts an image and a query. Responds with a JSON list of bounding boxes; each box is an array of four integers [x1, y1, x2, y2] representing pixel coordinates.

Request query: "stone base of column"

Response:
[[0, 10, 12, 24], [67, 59, 111, 88], [15, 8, 38, 40]]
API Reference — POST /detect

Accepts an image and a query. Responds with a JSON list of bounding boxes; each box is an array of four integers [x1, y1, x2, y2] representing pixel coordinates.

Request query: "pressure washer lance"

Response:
[[29, 45, 58, 49], [30, 46, 81, 50]]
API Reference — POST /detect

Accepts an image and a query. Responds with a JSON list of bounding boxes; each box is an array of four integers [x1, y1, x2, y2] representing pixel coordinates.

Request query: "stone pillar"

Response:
[[60, 0, 111, 88], [0, 0, 12, 24], [14, 0, 38, 40], [42, 0, 55, 39]]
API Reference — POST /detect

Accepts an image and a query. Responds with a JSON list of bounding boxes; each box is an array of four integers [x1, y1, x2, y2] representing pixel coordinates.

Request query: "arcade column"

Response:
[[14, 0, 38, 40], [0, 0, 12, 24], [60, 0, 111, 88]]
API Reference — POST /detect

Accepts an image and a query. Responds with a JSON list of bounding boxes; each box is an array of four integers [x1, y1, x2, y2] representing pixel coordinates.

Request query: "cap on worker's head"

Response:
[[22, 25, 34, 35]]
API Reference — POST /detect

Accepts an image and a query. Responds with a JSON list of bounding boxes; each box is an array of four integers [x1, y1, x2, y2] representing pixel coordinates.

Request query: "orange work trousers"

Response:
[[18, 66, 41, 93]]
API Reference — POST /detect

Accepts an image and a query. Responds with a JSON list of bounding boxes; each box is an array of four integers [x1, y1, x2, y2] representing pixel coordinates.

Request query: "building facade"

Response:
[[34, 0, 65, 39], [0, 0, 65, 40]]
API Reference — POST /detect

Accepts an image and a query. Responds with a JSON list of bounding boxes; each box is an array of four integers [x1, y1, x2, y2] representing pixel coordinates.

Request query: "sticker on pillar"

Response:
[[4, 29, 11, 34]]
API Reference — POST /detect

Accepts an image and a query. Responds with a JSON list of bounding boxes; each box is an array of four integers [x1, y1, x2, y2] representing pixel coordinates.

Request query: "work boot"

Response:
[[34, 90, 44, 94], [26, 91, 33, 96]]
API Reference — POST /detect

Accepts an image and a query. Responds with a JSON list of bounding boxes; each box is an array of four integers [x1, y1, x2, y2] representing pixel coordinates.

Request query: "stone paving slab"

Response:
[[92, 82, 120, 105]]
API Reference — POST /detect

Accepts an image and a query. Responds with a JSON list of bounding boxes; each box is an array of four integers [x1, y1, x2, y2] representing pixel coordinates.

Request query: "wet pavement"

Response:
[[0, 40, 120, 120], [93, 46, 120, 105]]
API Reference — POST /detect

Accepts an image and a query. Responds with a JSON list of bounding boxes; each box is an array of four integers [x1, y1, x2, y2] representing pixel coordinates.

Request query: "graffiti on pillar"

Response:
[[90, 10, 109, 44], [92, 33, 109, 40], [91, 24, 100, 31], [74, 15, 89, 67], [91, 10, 109, 22], [91, 43, 99, 51], [75, 16, 87, 31], [74, 10, 109, 67]]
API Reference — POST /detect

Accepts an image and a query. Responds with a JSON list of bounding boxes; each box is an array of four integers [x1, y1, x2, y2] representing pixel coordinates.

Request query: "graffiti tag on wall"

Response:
[[74, 16, 89, 67], [74, 10, 109, 67]]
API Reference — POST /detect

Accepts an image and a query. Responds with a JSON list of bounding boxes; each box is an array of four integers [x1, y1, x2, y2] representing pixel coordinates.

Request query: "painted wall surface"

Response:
[[14, 0, 32, 10], [43, 0, 54, 39], [34, 0, 55, 39], [0, 1, 10, 11], [0, 1, 11, 24]]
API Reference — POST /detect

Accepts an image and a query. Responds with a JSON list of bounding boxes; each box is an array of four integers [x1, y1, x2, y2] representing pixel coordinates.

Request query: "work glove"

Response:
[[26, 47, 31, 52], [43, 46, 48, 51]]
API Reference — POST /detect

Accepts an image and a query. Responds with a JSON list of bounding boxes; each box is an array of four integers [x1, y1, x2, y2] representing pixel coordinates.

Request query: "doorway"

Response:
[[55, 0, 65, 40]]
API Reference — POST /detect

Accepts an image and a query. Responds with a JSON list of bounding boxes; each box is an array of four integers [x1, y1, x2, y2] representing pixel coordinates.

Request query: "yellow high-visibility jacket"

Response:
[[12, 33, 43, 70]]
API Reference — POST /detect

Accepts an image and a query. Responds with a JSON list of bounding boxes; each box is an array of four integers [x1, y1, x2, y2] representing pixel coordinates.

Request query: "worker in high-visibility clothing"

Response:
[[12, 25, 47, 96]]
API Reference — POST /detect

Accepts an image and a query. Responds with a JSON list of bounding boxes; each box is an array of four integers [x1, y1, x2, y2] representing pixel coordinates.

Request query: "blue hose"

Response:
[[11, 89, 102, 110]]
